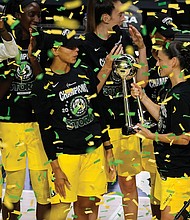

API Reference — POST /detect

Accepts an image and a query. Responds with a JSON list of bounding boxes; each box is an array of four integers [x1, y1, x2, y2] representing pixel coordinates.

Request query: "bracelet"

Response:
[[104, 144, 113, 150]]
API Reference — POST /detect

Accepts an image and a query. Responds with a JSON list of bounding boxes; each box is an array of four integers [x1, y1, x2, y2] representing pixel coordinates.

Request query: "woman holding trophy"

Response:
[[78, 0, 148, 219], [131, 40, 190, 219]]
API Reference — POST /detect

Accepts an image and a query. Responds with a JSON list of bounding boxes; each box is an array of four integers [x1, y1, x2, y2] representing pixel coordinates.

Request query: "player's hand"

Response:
[[105, 149, 116, 182], [104, 44, 123, 69], [53, 167, 71, 198], [28, 27, 37, 59], [129, 24, 145, 50]]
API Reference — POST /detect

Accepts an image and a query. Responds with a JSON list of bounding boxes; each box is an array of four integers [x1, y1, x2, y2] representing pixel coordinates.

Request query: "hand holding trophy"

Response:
[[113, 54, 155, 135]]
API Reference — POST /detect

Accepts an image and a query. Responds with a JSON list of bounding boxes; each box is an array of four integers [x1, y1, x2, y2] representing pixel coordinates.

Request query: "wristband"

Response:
[[104, 144, 113, 150]]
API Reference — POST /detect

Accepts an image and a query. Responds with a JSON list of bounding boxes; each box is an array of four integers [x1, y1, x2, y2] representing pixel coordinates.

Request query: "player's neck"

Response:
[[94, 24, 110, 40]]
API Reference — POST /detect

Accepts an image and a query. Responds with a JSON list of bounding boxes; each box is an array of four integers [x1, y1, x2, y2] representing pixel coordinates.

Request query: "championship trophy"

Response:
[[113, 54, 155, 135]]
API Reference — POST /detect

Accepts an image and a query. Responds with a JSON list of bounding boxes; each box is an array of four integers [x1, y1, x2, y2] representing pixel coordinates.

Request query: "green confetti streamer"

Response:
[[14, 96, 20, 103], [27, 208, 35, 212], [73, 58, 81, 68], [115, 192, 124, 197], [89, 197, 95, 201], [86, 147, 96, 153], [151, 27, 157, 36], [36, 73, 44, 80], [141, 25, 147, 36], [32, 31, 39, 36], [127, 112, 135, 116], [54, 131, 59, 139], [85, 134, 93, 141], [44, 159, 52, 166], [94, 159, 100, 164], [47, 94, 56, 98], [106, 197, 115, 202], [10, 19, 20, 29], [25, 128, 34, 132], [94, 67, 99, 72], [72, 214, 78, 219], [57, 6, 66, 11], [20, 151, 27, 157], [155, 132, 159, 142], [0, 63, 4, 68], [173, 93, 180, 100], [158, 1, 167, 6], [80, 64, 88, 68]]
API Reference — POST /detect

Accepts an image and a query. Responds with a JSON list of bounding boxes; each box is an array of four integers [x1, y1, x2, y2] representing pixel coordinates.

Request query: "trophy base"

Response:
[[122, 125, 136, 136]]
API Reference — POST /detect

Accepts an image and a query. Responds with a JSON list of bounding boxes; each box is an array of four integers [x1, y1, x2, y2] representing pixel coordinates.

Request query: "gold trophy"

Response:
[[113, 54, 155, 135]]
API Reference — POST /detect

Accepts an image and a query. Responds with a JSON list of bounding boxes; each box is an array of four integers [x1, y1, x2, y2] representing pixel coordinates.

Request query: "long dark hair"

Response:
[[86, 0, 119, 33], [163, 41, 190, 74]]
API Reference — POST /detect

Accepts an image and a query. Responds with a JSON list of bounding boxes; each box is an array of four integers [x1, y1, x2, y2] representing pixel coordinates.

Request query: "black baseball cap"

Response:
[[146, 12, 178, 38], [44, 29, 82, 51]]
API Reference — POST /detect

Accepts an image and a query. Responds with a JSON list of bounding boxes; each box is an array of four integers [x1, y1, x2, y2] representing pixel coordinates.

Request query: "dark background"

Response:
[[0, 0, 189, 31]]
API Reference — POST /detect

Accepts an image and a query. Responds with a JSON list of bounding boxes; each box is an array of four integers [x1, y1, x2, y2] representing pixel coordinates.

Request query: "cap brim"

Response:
[[158, 26, 175, 38]]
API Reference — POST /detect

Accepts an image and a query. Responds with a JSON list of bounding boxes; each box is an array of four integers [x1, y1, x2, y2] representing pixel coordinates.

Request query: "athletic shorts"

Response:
[[141, 139, 157, 174], [0, 122, 49, 171], [154, 171, 190, 214], [49, 145, 107, 204], [109, 128, 142, 177]]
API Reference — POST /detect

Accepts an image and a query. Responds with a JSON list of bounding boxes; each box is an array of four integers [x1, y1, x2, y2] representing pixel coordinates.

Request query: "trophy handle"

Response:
[[122, 78, 132, 127], [132, 77, 144, 124]]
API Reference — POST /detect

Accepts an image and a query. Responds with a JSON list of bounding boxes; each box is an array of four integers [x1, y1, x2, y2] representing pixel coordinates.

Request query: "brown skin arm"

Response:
[[135, 123, 190, 146], [0, 18, 12, 41], [28, 27, 43, 76]]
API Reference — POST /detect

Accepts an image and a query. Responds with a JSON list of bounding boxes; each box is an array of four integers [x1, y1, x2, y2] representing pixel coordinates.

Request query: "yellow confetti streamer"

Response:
[[64, 88, 73, 94], [53, 140, 64, 144], [125, 45, 134, 55], [11, 210, 21, 215], [168, 4, 180, 9], [147, 12, 156, 16], [19, 5, 24, 13], [33, 50, 41, 57], [106, 81, 114, 85], [161, 9, 168, 13], [43, 29, 63, 35], [136, 80, 145, 86], [64, 0, 82, 10], [177, 10, 185, 14], [53, 15, 80, 29], [107, 30, 116, 34], [179, 123, 185, 131], [172, 106, 176, 113], [119, 1, 132, 12], [68, 12, 74, 19], [67, 30, 76, 39], [132, 199, 138, 206], [133, 63, 142, 69]]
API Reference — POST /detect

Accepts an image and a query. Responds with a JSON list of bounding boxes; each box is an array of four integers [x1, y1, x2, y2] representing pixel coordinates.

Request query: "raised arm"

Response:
[[129, 25, 148, 87], [0, 19, 18, 61]]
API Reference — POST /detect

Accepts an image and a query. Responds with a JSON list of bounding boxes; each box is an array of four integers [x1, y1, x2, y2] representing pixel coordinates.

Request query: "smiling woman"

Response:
[[0, 1, 51, 220]]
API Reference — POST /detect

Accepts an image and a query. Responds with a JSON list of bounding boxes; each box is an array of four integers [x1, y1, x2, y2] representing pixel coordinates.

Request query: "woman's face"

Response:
[[57, 47, 79, 64], [109, 1, 125, 28], [18, 2, 41, 32], [156, 49, 173, 77]]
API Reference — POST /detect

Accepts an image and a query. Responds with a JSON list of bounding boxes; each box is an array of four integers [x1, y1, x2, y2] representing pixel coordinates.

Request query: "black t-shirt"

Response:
[[0, 38, 37, 122], [79, 27, 139, 129], [154, 81, 190, 177], [31, 66, 106, 160]]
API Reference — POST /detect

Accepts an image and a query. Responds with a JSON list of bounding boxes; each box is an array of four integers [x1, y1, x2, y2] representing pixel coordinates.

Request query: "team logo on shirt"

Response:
[[15, 61, 33, 82], [70, 96, 87, 117]]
